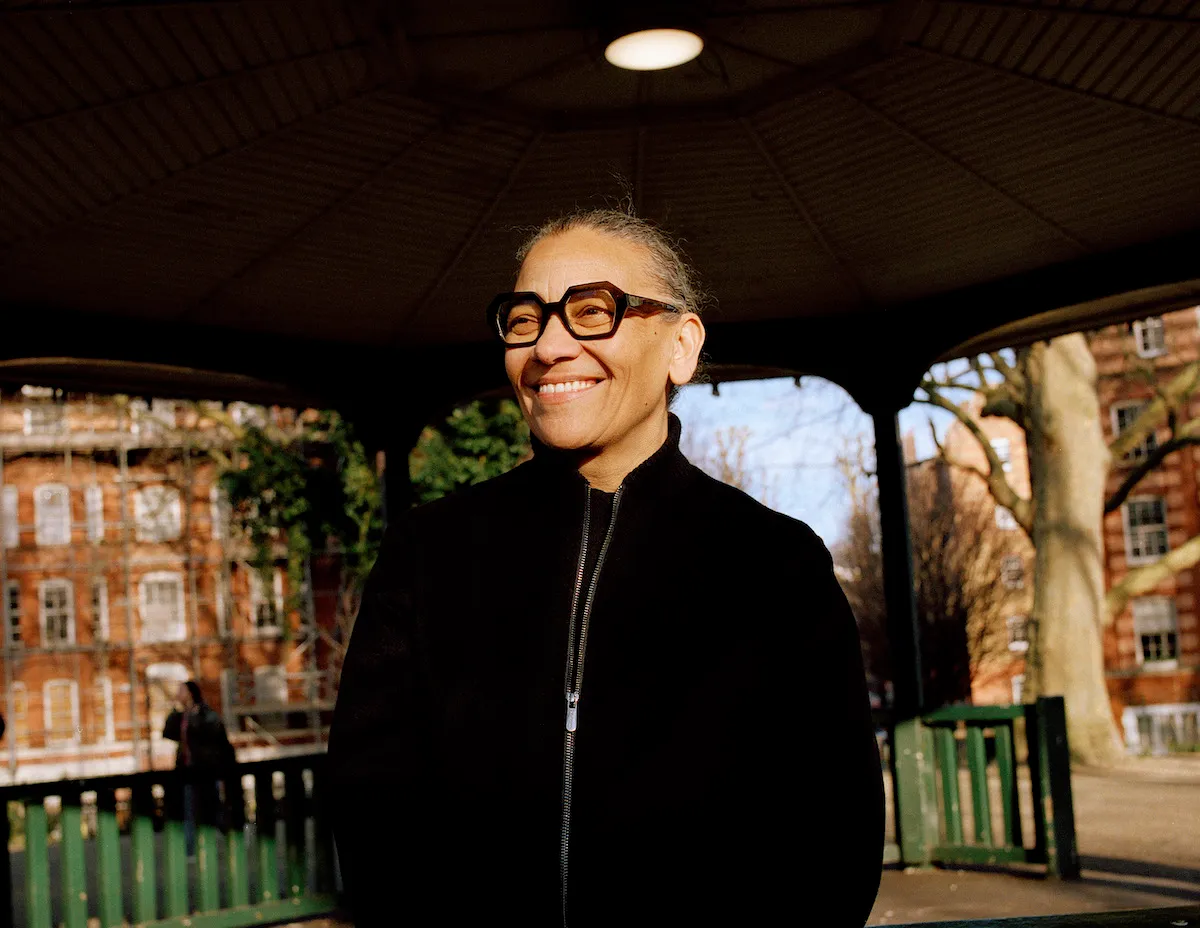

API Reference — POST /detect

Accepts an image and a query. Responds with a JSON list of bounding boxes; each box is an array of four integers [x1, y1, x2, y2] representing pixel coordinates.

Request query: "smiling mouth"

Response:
[[536, 379, 599, 395]]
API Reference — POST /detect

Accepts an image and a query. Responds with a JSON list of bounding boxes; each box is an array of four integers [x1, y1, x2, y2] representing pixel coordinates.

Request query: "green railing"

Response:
[[0, 754, 338, 928], [892, 696, 1080, 879]]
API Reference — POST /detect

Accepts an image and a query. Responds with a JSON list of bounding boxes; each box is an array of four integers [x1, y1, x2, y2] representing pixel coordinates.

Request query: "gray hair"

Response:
[[515, 208, 709, 317], [515, 208, 710, 402]]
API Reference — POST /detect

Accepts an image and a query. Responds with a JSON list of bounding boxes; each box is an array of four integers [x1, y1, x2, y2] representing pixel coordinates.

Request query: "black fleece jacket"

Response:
[[328, 416, 883, 927]]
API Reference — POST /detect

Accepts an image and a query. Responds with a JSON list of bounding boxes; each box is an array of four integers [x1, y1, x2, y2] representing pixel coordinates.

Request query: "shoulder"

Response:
[[676, 461, 831, 564]]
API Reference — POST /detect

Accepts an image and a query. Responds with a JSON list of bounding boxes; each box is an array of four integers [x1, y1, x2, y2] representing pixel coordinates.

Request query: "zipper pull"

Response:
[[565, 692, 579, 732]]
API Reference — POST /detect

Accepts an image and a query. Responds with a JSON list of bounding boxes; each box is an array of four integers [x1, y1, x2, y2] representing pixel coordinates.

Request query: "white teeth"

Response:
[[538, 380, 596, 395]]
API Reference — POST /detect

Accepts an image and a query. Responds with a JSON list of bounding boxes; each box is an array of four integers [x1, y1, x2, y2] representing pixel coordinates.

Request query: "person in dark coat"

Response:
[[329, 209, 884, 927], [163, 680, 235, 854]]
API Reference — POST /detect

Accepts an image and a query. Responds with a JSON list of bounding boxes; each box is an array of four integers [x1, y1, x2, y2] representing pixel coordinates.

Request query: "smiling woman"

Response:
[[329, 208, 884, 928]]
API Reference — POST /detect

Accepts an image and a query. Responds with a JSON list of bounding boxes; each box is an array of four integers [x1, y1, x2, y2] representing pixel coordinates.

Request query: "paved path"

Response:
[[869, 755, 1200, 925]]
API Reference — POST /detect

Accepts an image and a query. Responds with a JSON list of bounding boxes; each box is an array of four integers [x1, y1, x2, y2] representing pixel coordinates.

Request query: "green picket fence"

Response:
[[0, 754, 338, 928], [892, 696, 1080, 878]]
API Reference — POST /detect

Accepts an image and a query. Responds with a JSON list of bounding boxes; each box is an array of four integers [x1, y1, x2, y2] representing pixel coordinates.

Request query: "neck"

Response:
[[575, 413, 669, 491]]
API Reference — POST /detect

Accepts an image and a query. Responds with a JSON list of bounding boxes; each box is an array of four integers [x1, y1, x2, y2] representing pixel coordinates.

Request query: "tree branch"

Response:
[[1108, 360, 1200, 459], [1107, 532, 1200, 620], [916, 386, 1034, 533], [1104, 424, 1200, 513]]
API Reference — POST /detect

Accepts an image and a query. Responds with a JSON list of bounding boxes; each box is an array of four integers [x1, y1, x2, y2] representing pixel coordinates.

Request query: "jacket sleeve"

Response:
[[327, 519, 435, 927], [162, 709, 182, 742]]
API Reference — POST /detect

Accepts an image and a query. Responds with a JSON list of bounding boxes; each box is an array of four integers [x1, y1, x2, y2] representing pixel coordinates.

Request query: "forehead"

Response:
[[514, 227, 660, 301]]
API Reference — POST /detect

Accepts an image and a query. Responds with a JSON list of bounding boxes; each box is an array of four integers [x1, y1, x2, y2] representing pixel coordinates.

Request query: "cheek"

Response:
[[504, 351, 527, 390]]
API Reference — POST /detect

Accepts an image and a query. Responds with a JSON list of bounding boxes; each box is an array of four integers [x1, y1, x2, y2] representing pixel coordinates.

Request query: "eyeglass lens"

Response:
[[499, 287, 619, 344]]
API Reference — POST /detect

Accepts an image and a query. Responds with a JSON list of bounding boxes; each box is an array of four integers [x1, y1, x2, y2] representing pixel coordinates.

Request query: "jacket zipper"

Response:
[[561, 483, 624, 927]]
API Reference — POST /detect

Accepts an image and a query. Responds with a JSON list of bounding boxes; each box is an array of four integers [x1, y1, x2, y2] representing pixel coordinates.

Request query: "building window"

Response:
[[9, 682, 28, 747], [995, 506, 1018, 531], [214, 570, 230, 638], [139, 572, 186, 643], [92, 579, 109, 641], [85, 485, 104, 542], [229, 402, 268, 429], [44, 679, 80, 746], [1132, 597, 1179, 666], [133, 486, 182, 542], [39, 579, 75, 647], [254, 665, 288, 729], [2, 486, 17, 549], [990, 438, 1013, 473], [1011, 674, 1025, 705], [1007, 615, 1029, 653], [34, 483, 71, 546], [93, 677, 116, 743], [4, 581, 22, 648], [1001, 555, 1024, 590], [1132, 317, 1166, 358], [1112, 402, 1159, 462], [131, 398, 177, 440], [1124, 497, 1169, 564], [248, 568, 285, 637], [24, 402, 66, 436], [210, 484, 229, 541]]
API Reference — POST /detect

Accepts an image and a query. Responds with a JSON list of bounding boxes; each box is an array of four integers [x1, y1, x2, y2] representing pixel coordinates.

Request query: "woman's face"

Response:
[[505, 227, 702, 458]]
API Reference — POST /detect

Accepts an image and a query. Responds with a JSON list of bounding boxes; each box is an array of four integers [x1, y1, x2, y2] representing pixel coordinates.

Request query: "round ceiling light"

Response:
[[604, 28, 704, 71]]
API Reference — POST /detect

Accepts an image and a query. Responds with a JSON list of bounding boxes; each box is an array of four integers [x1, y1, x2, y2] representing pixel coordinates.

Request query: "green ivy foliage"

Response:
[[408, 399, 531, 505]]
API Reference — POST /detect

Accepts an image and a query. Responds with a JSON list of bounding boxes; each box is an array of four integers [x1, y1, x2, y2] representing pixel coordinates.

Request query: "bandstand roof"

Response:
[[2, 0, 1200, 417]]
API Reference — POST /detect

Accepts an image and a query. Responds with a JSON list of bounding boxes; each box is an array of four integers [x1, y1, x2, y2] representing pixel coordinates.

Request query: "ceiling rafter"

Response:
[[394, 130, 546, 338], [177, 120, 448, 322], [0, 81, 390, 262], [833, 82, 1093, 252], [9, 42, 367, 133], [905, 43, 1200, 130], [738, 116, 871, 307], [934, 0, 1200, 28]]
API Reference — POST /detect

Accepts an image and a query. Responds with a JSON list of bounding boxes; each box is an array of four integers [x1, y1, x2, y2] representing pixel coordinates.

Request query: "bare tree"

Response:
[[834, 443, 1019, 710], [917, 327, 1200, 765], [681, 424, 778, 506]]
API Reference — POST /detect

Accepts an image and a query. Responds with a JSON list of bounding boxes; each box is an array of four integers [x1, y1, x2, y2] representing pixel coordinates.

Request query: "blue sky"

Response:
[[673, 377, 952, 547]]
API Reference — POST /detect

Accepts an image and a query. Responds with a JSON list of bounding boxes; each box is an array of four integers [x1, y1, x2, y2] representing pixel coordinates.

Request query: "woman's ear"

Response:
[[668, 314, 706, 386]]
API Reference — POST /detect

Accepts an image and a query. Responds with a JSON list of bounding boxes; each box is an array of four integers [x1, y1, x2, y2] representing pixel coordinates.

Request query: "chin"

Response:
[[529, 420, 597, 451]]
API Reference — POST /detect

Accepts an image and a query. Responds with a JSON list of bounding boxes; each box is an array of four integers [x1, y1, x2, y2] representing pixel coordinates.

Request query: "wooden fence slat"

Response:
[[255, 772, 279, 903], [164, 778, 190, 916], [96, 787, 125, 928], [283, 767, 308, 899], [197, 780, 222, 912], [935, 726, 964, 844], [226, 773, 250, 907], [61, 787, 89, 928], [24, 801, 52, 928], [131, 782, 158, 922], [965, 726, 992, 845], [994, 722, 1023, 848]]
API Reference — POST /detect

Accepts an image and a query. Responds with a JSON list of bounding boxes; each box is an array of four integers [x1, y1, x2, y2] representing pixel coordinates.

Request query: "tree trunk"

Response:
[[1025, 335, 1123, 766]]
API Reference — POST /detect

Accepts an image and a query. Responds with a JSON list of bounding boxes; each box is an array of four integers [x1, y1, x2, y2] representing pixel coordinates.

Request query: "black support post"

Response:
[[871, 409, 923, 719]]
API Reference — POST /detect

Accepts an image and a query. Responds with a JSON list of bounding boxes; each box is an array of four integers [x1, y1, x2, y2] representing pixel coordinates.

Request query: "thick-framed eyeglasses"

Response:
[[488, 281, 680, 347]]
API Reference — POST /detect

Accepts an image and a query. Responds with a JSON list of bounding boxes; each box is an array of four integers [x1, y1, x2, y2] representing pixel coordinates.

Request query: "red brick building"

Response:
[[0, 388, 339, 784], [939, 307, 1200, 752]]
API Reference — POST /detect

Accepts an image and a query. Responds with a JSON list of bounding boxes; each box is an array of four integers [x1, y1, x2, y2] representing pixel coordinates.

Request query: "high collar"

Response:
[[526, 413, 690, 497]]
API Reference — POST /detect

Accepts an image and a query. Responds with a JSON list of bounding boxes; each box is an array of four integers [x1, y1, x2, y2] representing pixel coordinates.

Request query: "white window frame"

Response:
[[39, 579, 75, 647], [85, 485, 105, 543], [990, 438, 1013, 473], [95, 677, 116, 743], [214, 570, 230, 638], [1007, 615, 1029, 653], [4, 580, 22, 648], [1132, 317, 1166, 358], [229, 402, 267, 429], [1131, 597, 1179, 668], [1112, 401, 1159, 463], [23, 403, 66, 437], [43, 679, 81, 747], [1010, 674, 1025, 705], [995, 506, 1018, 531], [92, 578, 109, 641], [1123, 496, 1169, 566], [210, 484, 229, 541], [2, 486, 17, 549], [34, 483, 71, 546], [133, 486, 183, 543], [248, 568, 285, 638], [138, 571, 186, 643], [1001, 555, 1024, 590]]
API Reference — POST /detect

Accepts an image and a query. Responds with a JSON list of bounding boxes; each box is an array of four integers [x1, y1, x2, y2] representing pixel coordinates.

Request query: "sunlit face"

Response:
[[505, 227, 698, 458]]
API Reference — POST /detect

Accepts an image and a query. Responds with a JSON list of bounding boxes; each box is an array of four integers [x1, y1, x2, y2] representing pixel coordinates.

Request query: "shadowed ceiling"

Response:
[[2, 0, 1199, 416]]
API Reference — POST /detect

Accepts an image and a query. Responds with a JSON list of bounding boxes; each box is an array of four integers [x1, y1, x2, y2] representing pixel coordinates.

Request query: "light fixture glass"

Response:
[[604, 28, 704, 72]]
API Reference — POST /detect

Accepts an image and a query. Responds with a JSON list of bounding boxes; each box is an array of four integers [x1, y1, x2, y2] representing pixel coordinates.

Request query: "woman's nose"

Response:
[[533, 313, 581, 363]]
